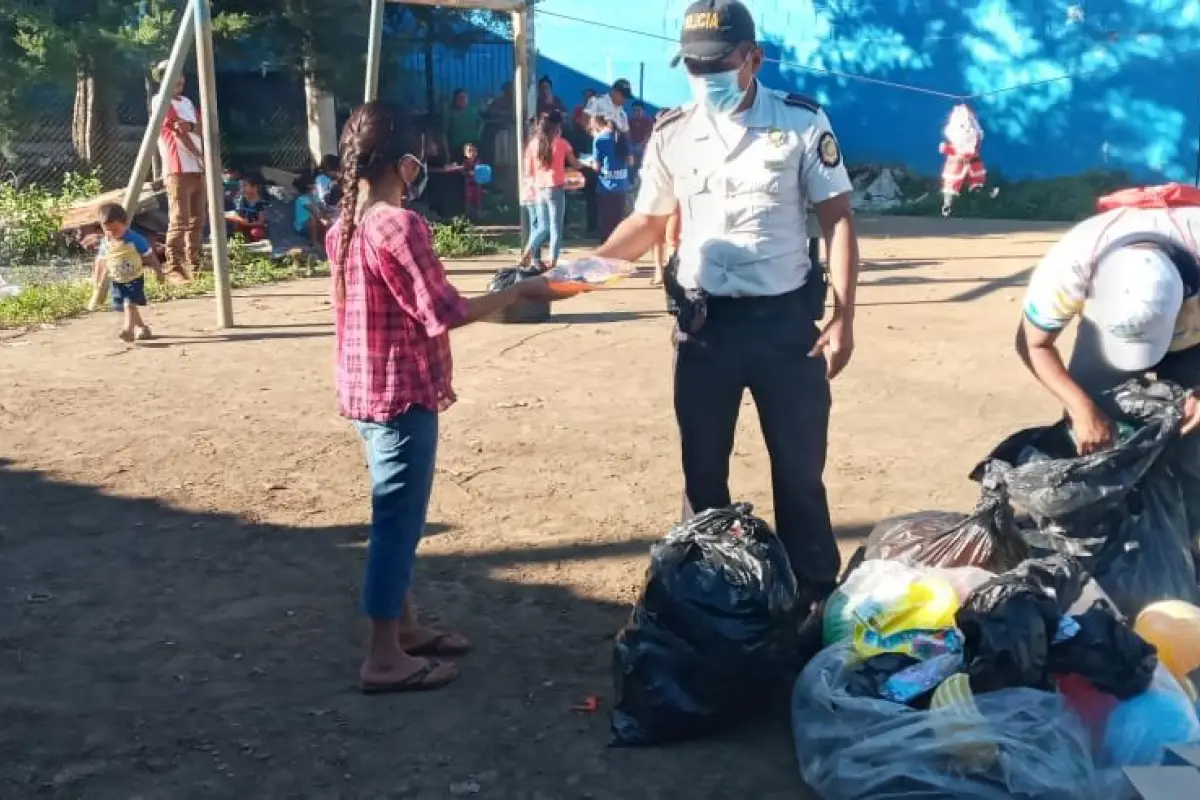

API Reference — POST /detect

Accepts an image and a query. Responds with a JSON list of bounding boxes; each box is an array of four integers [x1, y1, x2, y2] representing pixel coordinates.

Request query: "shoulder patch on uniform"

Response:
[[817, 131, 841, 168], [783, 92, 821, 112], [653, 107, 685, 131]]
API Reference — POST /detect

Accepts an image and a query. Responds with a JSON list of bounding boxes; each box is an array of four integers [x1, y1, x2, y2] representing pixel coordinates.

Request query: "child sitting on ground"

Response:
[[225, 174, 269, 242], [91, 203, 162, 342], [222, 165, 244, 211], [294, 170, 333, 253], [462, 142, 483, 218]]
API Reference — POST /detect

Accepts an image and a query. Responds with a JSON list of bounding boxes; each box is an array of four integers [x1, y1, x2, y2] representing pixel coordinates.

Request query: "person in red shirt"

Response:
[[572, 88, 597, 135], [327, 101, 552, 694]]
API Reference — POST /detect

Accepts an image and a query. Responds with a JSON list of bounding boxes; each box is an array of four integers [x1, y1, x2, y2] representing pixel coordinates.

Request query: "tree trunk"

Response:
[[71, 60, 120, 181]]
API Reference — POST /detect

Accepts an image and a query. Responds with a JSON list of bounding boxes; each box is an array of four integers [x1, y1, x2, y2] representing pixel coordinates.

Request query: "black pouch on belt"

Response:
[[802, 238, 829, 321], [663, 252, 708, 334]]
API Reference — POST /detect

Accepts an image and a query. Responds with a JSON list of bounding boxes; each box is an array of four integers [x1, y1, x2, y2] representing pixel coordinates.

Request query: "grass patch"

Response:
[[0, 249, 327, 329], [887, 169, 1133, 222], [1, 217, 508, 329], [431, 217, 499, 259]]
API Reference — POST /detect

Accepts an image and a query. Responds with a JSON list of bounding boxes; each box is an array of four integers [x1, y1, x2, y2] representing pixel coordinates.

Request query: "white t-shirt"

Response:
[[1023, 206, 1200, 353], [584, 94, 629, 133], [156, 96, 204, 175]]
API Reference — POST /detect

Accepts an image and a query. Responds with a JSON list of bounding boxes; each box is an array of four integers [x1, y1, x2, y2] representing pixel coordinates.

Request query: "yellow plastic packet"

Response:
[[852, 575, 961, 660]]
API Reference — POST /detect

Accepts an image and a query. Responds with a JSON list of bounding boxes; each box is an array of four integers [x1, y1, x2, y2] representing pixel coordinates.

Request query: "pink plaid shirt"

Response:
[[327, 205, 470, 421]]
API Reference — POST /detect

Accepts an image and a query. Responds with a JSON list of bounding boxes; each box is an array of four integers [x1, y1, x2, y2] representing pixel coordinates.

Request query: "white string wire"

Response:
[[532, 7, 1143, 104]]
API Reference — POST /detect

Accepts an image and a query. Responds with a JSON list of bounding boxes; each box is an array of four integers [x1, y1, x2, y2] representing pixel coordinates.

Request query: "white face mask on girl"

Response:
[[400, 154, 428, 199]]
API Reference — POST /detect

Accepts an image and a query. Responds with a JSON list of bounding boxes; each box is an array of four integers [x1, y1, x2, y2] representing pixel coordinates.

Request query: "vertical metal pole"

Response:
[[639, 62, 645, 100], [512, 5, 532, 208], [194, 0, 233, 328], [122, 0, 196, 216], [365, 0, 386, 103]]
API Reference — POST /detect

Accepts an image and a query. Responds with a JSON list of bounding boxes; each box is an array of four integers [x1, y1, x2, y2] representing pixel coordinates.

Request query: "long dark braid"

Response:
[[332, 101, 414, 305]]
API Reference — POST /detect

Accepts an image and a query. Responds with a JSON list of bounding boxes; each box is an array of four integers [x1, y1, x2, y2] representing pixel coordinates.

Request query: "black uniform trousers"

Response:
[[673, 287, 839, 596]]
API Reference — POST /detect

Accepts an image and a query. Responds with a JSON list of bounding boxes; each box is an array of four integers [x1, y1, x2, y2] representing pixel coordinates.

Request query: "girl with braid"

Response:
[[327, 101, 552, 693]]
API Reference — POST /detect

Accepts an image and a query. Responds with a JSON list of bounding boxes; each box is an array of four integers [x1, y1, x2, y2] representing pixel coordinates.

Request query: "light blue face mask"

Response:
[[687, 69, 747, 115]]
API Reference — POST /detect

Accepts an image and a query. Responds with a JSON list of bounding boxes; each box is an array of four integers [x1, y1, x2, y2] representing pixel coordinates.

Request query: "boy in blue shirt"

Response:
[[591, 114, 630, 241], [225, 175, 269, 242], [92, 203, 161, 342]]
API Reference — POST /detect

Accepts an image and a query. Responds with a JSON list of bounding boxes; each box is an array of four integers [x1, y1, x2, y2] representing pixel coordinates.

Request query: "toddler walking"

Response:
[[92, 203, 162, 342]]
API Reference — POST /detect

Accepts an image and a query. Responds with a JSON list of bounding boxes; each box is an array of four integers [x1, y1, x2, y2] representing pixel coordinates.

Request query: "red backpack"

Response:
[[1096, 182, 1200, 211]]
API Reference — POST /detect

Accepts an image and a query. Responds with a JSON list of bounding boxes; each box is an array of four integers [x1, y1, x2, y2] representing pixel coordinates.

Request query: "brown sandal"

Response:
[[359, 659, 459, 695]]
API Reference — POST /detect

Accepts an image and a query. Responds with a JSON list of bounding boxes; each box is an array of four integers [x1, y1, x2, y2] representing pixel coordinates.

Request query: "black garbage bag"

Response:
[[487, 264, 543, 293], [975, 379, 1200, 618], [1048, 601, 1157, 699], [792, 644, 1105, 800], [956, 555, 1088, 694], [610, 503, 800, 746], [864, 473, 1028, 572]]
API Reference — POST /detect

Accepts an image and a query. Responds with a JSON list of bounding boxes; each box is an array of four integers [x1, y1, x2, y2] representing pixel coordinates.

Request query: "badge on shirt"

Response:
[[818, 132, 841, 168]]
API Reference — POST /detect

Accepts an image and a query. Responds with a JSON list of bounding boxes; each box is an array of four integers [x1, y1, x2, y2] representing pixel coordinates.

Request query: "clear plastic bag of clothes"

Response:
[[611, 503, 800, 746], [864, 476, 1029, 573], [791, 644, 1103, 800], [976, 380, 1200, 618]]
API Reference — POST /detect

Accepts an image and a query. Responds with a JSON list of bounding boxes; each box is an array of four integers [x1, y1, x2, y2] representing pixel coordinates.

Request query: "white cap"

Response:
[[1082, 246, 1184, 371]]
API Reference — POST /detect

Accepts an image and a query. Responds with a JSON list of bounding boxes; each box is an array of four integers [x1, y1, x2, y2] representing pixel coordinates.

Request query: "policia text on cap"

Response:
[[590, 0, 861, 599]]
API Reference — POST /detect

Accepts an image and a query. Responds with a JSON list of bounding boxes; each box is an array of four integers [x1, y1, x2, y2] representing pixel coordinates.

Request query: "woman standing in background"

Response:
[[521, 111, 581, 271]]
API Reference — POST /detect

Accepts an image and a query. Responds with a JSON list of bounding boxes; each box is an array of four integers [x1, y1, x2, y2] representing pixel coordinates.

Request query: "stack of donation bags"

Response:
[[608, 379, 1200, 799]]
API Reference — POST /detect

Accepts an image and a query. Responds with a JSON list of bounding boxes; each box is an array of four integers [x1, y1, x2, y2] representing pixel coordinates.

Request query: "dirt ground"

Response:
[[1, 216, 1070, 799]]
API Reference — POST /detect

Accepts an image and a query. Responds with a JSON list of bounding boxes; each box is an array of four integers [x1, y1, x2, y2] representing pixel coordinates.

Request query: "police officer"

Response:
[[592, 0, 860, 600]]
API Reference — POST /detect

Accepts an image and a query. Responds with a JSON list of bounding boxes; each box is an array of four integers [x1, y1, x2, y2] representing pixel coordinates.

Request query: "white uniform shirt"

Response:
[[584, 93, 629, 134], [635, 82, 852, 297], [1023, 206, 1200, 353]]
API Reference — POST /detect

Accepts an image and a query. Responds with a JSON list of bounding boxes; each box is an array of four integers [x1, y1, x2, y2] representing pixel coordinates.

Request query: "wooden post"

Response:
[[122, 0, 196, 216], [365, 0, 386, 103], [511, 4, 532, 208], [193, 0, 233, 328]]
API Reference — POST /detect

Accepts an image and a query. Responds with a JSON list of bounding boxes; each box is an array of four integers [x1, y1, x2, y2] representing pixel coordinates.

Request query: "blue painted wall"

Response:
[[531, 0, 1200, 182]]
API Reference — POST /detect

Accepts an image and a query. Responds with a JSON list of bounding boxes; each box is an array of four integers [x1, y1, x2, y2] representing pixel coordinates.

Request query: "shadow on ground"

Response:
[[0, 458, 830, 799]]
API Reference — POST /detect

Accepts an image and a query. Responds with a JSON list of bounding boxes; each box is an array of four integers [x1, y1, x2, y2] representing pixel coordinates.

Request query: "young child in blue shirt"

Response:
[[591, 114, 630, 241], [226, 175, 269, 242], [92, 203, 162, 342], [293, 170, 333, 252]]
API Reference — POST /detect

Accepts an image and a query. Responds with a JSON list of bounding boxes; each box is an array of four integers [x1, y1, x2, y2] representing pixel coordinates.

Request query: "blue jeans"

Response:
[[354, 407, 439, 620], [521, 202, 544, 261], [527, 187, 567, 263]]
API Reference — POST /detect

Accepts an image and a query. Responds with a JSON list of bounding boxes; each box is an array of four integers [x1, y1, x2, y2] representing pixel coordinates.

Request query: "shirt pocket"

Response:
[[675, 170, 715, 229]]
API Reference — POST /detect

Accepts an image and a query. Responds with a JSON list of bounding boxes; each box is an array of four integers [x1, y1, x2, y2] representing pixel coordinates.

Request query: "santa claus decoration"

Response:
[[938, 104, 987, 216]]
